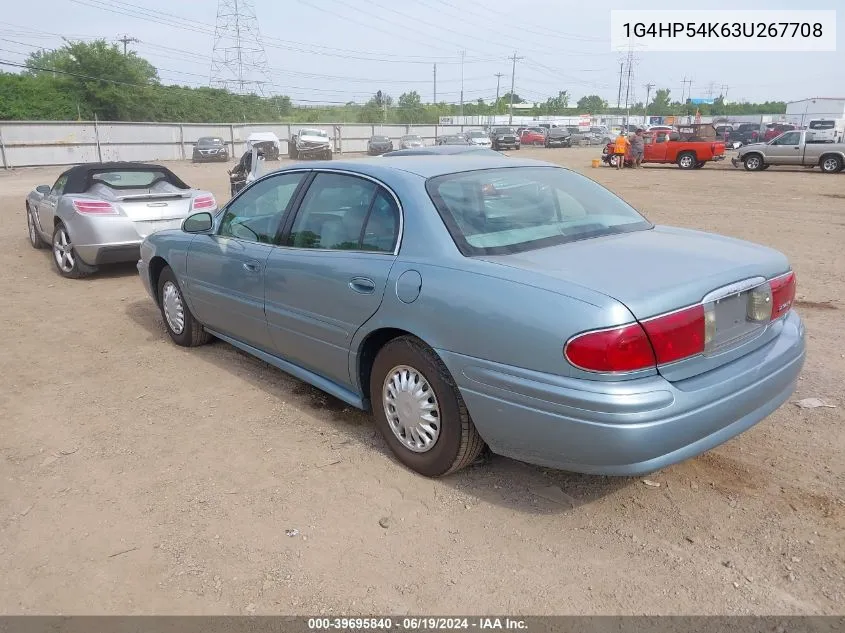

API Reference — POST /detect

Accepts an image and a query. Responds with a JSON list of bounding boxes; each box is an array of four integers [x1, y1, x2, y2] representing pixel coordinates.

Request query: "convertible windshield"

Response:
[[426, 167, 652, 255], [90, 170, 172, 188]]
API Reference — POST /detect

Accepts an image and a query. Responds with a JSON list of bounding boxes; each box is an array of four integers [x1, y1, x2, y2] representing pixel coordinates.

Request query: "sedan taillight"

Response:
[[770, 271, 796, 320], [192, 194, 216, 210], [565, 272, 796, 373], [72, 200, 118, 215]]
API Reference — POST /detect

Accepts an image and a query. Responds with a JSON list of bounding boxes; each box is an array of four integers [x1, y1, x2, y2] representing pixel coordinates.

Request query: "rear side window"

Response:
[[287, 173, 399, 253], [809, 120, 835, 130]]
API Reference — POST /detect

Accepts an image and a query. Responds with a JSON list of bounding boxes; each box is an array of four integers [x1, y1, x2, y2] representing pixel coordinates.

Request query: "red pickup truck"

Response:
[[602, 128, 727, 169]]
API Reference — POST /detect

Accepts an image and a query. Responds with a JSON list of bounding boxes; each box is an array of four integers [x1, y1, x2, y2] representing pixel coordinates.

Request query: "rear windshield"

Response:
[[90, 170, 171, 188], [426, 167, 651, 256], [809, 120, 835, 130]]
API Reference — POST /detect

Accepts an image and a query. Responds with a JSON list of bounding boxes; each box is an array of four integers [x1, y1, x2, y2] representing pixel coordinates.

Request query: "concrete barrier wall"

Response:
[[0, 121, 486, 168]]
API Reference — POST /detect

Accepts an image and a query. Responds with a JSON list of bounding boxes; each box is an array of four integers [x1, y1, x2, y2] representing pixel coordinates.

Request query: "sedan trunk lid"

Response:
[[479, 225, 791, 379]]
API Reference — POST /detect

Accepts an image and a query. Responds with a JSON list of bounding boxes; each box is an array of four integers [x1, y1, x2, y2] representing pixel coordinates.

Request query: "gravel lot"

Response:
[[0, 147, 842, 615]]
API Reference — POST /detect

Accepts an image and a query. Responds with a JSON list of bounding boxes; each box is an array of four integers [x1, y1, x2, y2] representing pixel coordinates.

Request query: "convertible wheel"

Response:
[[26, 204, 47, 249], [157, 265, 211, 347], [52, 223, 96, 279], [370, 336, 485, 477]]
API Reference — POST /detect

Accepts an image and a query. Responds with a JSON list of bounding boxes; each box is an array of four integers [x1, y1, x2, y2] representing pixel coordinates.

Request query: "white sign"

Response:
[[610, 10, 837, 52]]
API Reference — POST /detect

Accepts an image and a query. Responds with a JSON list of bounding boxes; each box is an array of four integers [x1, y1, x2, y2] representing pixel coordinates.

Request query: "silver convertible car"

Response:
[[137, 155, 805, 478], [25, 162, 216, 278]]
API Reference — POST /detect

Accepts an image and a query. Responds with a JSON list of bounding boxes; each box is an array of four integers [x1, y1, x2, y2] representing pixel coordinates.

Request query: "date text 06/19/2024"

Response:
[[307, 617, 529, 631]]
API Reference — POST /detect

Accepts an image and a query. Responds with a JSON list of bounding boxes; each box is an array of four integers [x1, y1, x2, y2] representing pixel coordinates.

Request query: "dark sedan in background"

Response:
[[545, 127, 572, 148], [367, 135, 394, 155], [192, 137, 229, 162]]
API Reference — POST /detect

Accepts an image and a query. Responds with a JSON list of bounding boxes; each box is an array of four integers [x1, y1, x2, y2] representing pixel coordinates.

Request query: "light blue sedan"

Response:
[[137, 156, 805, 477]]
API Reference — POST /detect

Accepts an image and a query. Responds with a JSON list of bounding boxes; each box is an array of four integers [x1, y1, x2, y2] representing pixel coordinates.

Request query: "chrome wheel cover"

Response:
[[382, 365, 441, 453], [53, 227, 75, 272], [679, 155, 694, 168], [161, 280, 185, 335], [822, 158, 839, 172], [746, 156, 761, 170]]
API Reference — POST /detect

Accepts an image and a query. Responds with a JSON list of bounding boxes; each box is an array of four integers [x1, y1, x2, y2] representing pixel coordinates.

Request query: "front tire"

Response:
[[52, 223, 96, 279], [157, 266, 210, 347], [743, 154, 765, 171], [26, 204, 47, 249], [370, 336, 485, 477]]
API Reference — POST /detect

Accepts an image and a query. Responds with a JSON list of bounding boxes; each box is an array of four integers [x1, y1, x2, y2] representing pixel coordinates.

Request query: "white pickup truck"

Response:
[[732, 130, 845, 173]]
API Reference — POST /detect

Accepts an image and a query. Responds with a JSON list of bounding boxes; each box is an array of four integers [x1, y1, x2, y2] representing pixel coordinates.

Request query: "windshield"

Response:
[[402, 135, 421, 141], [809, 120, 835, 130], [300, 129, 328, 137], [492, 128, 513, 134], [197, 137, 223, 146], [468, 131, 487, 138], [426, 167, 651, 256], [371, 136, 389, 141]]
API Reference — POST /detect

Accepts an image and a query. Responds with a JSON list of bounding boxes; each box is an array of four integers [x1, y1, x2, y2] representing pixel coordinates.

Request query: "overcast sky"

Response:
[[0, 0, 842, 106]]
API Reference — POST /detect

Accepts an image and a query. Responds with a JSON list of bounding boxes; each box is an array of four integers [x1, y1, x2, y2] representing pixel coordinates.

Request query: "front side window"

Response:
[[426, 167, 651, 256], [772, 131, 801, 145], [219, 172, 305, 243], [287, 173, 399, 253]]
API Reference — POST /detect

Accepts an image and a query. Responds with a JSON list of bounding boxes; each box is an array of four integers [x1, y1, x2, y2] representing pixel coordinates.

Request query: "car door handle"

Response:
[[243, 260, 262, 273], [349, 277, 376, 294]]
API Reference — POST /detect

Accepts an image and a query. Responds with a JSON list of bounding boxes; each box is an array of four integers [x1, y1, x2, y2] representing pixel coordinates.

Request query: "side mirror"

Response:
[[36, 185, 51, 194], [182, 212, 213, 233]]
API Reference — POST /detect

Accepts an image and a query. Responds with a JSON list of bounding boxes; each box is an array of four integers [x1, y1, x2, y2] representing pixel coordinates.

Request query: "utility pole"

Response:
[[616, 62, 624, 109], [433, 63, 437, 104], [644, 82, 655, 122], [459, 49, 466, 121], [623, 47, 634, 128], [508, 51, 523, 125], [117, 34, 138, 56], [494, 72, 504, 108]]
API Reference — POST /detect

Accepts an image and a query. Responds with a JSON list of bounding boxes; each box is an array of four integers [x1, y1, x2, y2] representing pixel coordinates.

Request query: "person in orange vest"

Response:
[[613, 131, 630, 170]]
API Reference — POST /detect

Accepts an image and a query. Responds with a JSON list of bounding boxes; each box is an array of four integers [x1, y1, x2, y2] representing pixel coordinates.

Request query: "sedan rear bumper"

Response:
[[437, 310, 805, 475]]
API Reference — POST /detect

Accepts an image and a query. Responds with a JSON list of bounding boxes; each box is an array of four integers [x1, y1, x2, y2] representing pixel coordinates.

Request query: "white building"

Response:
[[785, 98, 845, 125]]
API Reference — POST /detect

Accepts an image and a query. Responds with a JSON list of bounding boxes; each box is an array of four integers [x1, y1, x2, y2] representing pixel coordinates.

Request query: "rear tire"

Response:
[[26, 203, 47, 249], [157, 265, 211, 347], [52, 223, 97, 279], [370, 336, 485, 478], [820, 155, 843, 174], [677, 152, 697, 169]]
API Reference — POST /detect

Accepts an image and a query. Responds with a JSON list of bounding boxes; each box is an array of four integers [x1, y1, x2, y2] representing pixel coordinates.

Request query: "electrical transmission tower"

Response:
[[210, 0, 272, 95]]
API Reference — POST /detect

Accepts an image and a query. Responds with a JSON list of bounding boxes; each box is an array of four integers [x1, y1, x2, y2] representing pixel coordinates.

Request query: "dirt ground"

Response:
[[0, 147, 842, 616]]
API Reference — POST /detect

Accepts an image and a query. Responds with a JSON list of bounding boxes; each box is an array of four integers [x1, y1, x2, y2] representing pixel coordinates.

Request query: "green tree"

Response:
[[649, 89, 671, 115], [397, 90, 425, 123], [25, 39, 159, 120], [576, 95, 607, 112], [543, 90, 569, 113]]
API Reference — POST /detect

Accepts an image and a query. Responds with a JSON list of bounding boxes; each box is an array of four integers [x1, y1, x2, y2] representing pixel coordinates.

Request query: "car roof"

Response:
[[383, 145, 490, 157], [285, 155, 556, 179]]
